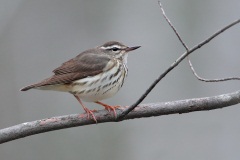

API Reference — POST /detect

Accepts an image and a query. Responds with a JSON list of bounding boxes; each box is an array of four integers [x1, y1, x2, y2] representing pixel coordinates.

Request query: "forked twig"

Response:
[[158, 1, 240, 83], [117, 1, 240, 120]]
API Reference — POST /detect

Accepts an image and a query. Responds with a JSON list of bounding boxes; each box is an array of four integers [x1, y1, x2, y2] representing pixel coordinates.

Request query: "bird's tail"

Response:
[[20, 83, 44, 91], [20, 75, 73, 92]]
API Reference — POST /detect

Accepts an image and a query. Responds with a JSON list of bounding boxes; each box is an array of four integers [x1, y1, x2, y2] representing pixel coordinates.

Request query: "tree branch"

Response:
[[1, 90, 240, 144], [1, 2, 239, 145], [117, 18, 240, 120]]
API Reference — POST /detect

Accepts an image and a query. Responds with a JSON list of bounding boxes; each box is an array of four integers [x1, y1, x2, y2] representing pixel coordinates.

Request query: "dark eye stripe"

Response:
[[111, 47, 120, 51]]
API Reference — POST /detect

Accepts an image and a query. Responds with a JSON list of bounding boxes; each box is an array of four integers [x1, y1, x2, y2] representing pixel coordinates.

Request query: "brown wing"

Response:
[[53, 49, 110, 75], [21, 49, 114, 91]]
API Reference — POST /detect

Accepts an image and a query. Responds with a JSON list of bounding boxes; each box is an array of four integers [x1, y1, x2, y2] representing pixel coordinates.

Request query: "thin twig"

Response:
[[158, 1, 189, 51], [117, 17, 240, 120], [1, 90, 240, 144], [188, 57, 240, 82]]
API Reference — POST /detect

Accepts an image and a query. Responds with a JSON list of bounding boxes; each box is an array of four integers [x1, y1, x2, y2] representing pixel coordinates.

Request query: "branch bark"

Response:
[[1, 90, 240, 144]]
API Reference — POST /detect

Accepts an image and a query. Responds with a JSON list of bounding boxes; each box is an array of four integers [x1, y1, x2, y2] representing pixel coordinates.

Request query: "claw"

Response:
[[96, 101, 119, 118], [83, 108, 97, 123]]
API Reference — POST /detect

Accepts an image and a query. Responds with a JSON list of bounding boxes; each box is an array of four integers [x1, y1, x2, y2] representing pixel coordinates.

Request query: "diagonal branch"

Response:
[[1, 90, 240, 144], [117, 17, 240, 120]]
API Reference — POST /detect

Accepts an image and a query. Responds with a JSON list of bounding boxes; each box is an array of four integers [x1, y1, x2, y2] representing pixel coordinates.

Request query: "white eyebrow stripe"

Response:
[[100, 45, 121, 50]]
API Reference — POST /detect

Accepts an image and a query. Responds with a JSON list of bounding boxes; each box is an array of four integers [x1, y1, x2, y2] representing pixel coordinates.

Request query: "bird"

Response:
[[20, 41, 141, 122]]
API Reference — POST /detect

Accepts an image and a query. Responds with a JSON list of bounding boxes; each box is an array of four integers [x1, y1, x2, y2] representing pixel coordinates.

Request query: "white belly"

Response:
[[71, 62, 127, 102]]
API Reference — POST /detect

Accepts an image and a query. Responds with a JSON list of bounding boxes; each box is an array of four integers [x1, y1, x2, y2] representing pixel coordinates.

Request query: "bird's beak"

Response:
[[125, 46, 141, 52]]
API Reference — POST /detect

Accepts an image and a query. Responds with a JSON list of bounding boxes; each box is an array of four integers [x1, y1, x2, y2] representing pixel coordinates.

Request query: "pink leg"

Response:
[[74, 95, 97, 123]]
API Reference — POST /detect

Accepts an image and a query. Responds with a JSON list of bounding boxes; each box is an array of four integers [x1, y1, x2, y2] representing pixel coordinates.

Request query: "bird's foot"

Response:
[[96, 101, 120, 118], [83, 108, 97, 123]]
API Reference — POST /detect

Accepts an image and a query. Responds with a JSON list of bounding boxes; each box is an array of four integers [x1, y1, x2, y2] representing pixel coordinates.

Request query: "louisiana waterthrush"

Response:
[[21, 41, 140, 122]]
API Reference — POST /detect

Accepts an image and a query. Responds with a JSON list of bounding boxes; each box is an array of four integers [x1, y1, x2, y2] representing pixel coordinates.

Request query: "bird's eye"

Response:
[[111, 47, 119, 51]]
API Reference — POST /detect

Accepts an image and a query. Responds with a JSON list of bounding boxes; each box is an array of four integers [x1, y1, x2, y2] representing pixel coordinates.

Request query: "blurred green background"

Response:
[[0, 0, 240, 159]]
